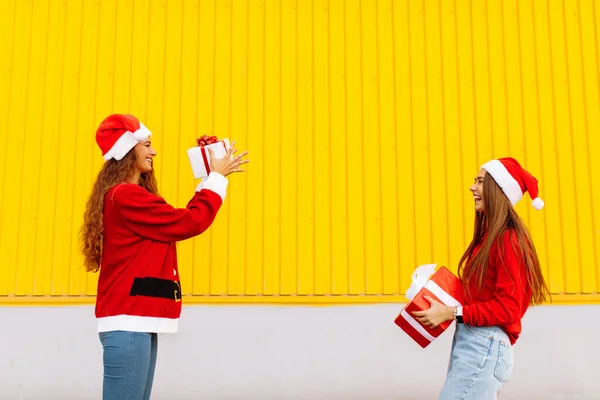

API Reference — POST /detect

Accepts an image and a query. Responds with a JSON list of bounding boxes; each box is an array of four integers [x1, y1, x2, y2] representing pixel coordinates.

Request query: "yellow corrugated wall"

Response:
[[1, 0, 598, 304]]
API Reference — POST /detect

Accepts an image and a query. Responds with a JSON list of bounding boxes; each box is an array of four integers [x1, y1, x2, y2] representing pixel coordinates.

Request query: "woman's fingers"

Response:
[[208, 139, 248, 176], [415, 315, 432, 326], [227, 140, 237, 157], [231, 151, 249, 168]]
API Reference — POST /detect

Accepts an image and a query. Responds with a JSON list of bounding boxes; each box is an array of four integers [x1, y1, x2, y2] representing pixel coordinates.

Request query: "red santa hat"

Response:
[[95, 114, 152, 161], [481, 157, 545, 210]]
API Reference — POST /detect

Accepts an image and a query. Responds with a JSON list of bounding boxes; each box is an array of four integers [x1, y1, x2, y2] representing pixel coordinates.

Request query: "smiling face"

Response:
[[133, 139, 156, 174], [469, 169, 486, 213]]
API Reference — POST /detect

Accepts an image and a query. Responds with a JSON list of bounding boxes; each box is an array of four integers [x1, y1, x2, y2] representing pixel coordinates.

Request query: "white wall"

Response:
[[1, 304, 598, 400]]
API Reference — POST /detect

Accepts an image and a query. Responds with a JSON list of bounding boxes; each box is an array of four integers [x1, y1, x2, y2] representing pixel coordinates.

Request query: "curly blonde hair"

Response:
[[79, 149, 158, 272]]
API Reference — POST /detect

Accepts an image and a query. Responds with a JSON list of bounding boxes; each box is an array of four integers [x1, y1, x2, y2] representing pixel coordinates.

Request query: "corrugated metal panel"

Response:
[[0, 0, 598, 302]]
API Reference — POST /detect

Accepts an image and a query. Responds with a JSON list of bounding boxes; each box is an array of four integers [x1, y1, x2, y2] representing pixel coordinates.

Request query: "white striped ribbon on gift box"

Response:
[[401, 279, 463, 344]]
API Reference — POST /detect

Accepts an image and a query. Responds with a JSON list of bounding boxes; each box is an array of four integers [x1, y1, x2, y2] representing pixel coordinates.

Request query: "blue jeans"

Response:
[[99, 331, 158, 400], [438, 324, 514, 400]]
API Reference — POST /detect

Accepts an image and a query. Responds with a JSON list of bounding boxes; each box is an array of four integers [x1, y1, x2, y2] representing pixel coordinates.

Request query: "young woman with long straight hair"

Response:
[[80, 114, 248, 400], [412, 157, 551, 399]]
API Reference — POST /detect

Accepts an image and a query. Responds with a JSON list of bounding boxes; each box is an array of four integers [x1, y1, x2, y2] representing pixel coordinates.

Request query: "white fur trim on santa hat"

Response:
[[481, 159, 523, 206], [103, 123, 152, 161]]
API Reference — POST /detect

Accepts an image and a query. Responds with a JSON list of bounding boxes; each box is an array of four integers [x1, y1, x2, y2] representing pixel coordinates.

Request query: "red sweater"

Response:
[[462, 230, 532, 345], [95, 172, 227, 333]]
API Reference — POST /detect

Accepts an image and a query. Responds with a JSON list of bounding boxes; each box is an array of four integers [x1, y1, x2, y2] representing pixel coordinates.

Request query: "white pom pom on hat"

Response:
[[531, 197, 544, 210], [480, 157, 545, 210]]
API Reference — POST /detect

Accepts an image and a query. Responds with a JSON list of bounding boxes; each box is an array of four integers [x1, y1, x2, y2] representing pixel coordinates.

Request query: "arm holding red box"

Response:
[[394, 264, 464, 348], [413, 232, 527, 328], [412, 296, 455, 328]]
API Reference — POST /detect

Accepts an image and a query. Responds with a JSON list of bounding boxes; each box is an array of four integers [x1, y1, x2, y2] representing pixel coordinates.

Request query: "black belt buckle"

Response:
[[174, 281, 182, 302]]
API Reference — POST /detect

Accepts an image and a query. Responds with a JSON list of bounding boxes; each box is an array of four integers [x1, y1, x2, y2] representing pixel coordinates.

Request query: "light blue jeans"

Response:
[[99, 331, 158, 400], [438, 323, 514, 400]]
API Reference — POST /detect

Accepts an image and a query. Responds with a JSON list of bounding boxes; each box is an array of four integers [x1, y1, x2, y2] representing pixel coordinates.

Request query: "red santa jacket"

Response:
[[95, 172, 227, 333]]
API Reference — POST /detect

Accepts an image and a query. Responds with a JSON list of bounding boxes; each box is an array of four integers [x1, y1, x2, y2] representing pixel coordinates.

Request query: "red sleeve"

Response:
[[463, 231, 527, 326], [113, 173, 227, 242]]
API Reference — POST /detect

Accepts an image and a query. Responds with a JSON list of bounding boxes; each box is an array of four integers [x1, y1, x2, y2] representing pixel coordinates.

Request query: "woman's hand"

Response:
[[208, 140, 249, 177], [411, 295, 455, 328]]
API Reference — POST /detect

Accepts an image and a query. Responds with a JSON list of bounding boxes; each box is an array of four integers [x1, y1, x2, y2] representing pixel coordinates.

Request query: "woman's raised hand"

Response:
[[208, 140, 249, 177]]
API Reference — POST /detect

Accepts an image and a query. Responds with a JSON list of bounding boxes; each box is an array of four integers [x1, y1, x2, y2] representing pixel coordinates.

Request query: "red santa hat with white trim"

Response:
[[481, 157, 545, 210], [95, 114, 152, 161]]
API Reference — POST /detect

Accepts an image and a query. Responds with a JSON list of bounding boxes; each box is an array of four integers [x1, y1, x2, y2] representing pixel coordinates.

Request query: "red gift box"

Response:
[[187, 135, 230, 179], [394, 264, 464, 348]]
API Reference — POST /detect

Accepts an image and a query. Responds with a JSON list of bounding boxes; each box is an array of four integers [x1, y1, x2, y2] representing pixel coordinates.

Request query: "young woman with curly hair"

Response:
[[80, 114, 248, 400]]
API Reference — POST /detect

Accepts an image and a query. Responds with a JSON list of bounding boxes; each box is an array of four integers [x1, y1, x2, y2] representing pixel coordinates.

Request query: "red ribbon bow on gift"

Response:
[[196, 135, 219, 146]]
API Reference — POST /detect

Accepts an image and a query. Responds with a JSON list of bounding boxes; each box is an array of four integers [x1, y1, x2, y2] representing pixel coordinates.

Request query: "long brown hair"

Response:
[[458, 172, 551, 305], [79, 149, 159, 272]]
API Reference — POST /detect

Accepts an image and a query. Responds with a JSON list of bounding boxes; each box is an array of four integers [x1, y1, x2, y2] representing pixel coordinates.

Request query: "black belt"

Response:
[[129, 277, 182, 302]]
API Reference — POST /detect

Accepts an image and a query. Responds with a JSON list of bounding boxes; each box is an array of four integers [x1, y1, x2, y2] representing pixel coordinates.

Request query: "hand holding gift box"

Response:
[[394, 264, 464, 348], [187, 135, 231, 179]]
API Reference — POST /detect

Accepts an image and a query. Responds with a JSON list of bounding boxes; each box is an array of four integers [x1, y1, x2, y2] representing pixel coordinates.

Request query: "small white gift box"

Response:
[[187, 138, 230, 179]]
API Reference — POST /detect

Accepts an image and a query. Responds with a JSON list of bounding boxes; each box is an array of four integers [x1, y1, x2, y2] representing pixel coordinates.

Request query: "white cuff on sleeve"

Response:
[[195, 172, 228, 201]]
